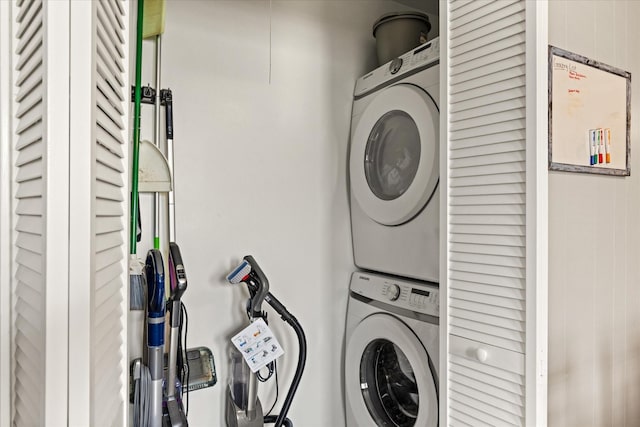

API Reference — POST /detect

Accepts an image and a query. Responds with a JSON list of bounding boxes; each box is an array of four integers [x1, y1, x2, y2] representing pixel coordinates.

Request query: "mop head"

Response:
[[143, 0, 165, 39], [130, 254, 147, 310]]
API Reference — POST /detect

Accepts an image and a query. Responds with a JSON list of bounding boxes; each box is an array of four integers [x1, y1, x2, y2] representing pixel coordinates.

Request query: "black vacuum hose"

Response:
[[264, 292, 307, 427], [263, 415, 293, 427]]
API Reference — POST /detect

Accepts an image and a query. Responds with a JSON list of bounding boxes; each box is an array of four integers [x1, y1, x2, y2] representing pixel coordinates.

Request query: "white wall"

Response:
[[133, 1, 437, 425], [548, 2, 640, 426]]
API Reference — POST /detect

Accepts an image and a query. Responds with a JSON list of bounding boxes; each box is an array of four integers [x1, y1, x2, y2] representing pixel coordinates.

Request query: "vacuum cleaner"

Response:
[[163, 242, 189, 426], [146, 249, 166, 427], [225, 256, 307, 427]]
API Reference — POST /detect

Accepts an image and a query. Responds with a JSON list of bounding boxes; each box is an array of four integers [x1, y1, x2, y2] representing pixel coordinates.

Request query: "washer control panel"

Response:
[[350, 272, 439, 317], [354, 37, 439, 98]]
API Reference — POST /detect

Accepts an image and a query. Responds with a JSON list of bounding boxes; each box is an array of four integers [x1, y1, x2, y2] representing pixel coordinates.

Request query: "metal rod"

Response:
[[166, 300, 181, 398], [153, 35, 162, 249], [149, 346, 164, 427]]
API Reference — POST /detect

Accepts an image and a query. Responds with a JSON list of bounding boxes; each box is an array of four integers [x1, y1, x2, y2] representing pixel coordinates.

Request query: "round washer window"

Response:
[[360, 338, 419, 427], [364, 110, 421, 201]]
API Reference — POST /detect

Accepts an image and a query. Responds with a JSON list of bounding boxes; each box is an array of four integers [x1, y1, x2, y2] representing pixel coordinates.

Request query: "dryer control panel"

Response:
[[354, 37, 440, 98], [350, 272, 439, 318]]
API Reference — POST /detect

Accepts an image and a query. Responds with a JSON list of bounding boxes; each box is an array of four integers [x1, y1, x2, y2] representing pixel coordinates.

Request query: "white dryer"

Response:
[[349, 38, 440, 283], [344, 271, 439, 427]]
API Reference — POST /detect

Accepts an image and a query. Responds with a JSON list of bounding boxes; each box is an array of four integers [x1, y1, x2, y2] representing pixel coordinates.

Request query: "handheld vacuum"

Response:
[[163, 242, 189, 426], [226, 256, 307, 427]]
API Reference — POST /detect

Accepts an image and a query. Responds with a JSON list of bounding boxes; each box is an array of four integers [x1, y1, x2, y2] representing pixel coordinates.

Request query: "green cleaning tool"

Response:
[[130, 0, 146, 311]]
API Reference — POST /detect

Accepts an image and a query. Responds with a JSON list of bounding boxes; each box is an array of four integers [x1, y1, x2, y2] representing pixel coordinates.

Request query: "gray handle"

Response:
[[244, 255, 269, 317]]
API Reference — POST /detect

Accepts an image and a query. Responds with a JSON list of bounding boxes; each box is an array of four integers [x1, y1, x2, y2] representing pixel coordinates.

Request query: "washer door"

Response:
[[350, 84, 439, 226], [345, 314, 438, 427]]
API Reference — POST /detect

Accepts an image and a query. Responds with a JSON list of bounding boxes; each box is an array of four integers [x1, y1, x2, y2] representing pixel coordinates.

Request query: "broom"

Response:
[[129, 0, 146, 310]]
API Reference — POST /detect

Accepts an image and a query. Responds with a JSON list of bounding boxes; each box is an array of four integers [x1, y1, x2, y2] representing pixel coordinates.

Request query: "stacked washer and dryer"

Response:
[[344, 36, 441, 427]]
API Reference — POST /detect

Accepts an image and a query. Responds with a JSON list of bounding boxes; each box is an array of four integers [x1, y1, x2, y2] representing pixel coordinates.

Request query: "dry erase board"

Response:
[[549, 45, 631, 176]]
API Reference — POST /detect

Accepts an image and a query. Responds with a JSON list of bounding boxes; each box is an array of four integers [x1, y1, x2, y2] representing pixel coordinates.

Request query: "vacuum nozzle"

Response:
[[226, 260, 251, 285], [226, 256, 270, 318]]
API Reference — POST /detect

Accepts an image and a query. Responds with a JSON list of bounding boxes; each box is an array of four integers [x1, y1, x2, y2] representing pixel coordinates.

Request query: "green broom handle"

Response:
[[130, 0, 145, 255]]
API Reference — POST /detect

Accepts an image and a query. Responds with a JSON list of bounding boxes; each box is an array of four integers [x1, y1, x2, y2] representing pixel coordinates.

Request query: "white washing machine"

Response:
[[344, 271, 439, 427], [349, 38, 440, 283]]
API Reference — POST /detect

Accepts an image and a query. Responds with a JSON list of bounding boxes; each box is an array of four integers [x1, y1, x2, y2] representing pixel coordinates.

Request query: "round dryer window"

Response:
[[350, 84, 439, 226], [365, 110, 421, 201], [345, 314, 438, 427]]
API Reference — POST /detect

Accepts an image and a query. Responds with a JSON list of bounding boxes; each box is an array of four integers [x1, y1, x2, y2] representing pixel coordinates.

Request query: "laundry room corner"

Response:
[[133, 1, 435, 425]]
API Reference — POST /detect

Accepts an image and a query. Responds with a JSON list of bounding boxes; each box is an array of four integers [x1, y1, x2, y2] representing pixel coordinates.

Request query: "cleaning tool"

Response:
[[143, 0, 166, 39], [163, 89, 176, 242], [152, 35, 162, 251], [132, 358, 152, 427], [226, 256, 307, 427], [162, 87, 190, 425], [164, 242, 188, 426], [142, 0, 166, 253], [130, 0, 146, 310], [146, 249, 166, 427]]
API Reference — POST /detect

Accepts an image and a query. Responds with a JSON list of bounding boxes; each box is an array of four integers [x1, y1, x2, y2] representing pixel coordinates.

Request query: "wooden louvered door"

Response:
[[443, 1, 546, 426], [6, 0, 129, 425]]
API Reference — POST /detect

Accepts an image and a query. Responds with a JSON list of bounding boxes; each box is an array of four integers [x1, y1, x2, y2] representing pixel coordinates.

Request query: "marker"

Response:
[[598, 128, 604, 164], [590, 130, 596, 165], [605, 128, 611, 163]]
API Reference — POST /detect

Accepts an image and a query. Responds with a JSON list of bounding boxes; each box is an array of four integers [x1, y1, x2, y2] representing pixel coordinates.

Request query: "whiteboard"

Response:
[[549, 46, 631, 176]]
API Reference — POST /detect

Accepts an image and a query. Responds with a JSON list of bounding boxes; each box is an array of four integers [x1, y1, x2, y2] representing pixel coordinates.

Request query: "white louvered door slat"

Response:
[[450, 1, 520, 33], [446, 0, 529, 425]]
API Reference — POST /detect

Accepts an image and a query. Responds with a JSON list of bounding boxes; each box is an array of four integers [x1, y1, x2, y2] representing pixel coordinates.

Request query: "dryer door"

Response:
[[345, 313, 438, 427], [350, 84, 439, 226]]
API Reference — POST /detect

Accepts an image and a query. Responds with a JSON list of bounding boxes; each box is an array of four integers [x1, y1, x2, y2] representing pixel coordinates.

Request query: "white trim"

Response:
[[438, 0, 449, 425], [120, 3, 131, 424], [0, 1, 13, 425], [9, 1, 18, 421], [68, 0, 93, 424], [525, 1, 548, 426], [43, 1, 70, 424]]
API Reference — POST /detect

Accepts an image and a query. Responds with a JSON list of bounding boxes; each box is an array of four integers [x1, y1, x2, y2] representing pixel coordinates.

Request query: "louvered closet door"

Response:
[[446, 0, 528, 426], [12, 0, 64, 425], [92, 1, 128, 424], [10, 0, 129, 425], [68, 0, 129, 425]]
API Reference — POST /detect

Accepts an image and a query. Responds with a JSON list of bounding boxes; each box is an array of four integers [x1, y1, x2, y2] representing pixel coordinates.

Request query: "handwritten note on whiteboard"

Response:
[[549, 46, 631, 176]]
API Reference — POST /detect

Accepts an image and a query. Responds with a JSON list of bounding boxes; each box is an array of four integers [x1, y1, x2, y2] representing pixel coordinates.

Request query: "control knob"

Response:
[[389, 58, 403, 74], [387, 284, 401, 301]]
